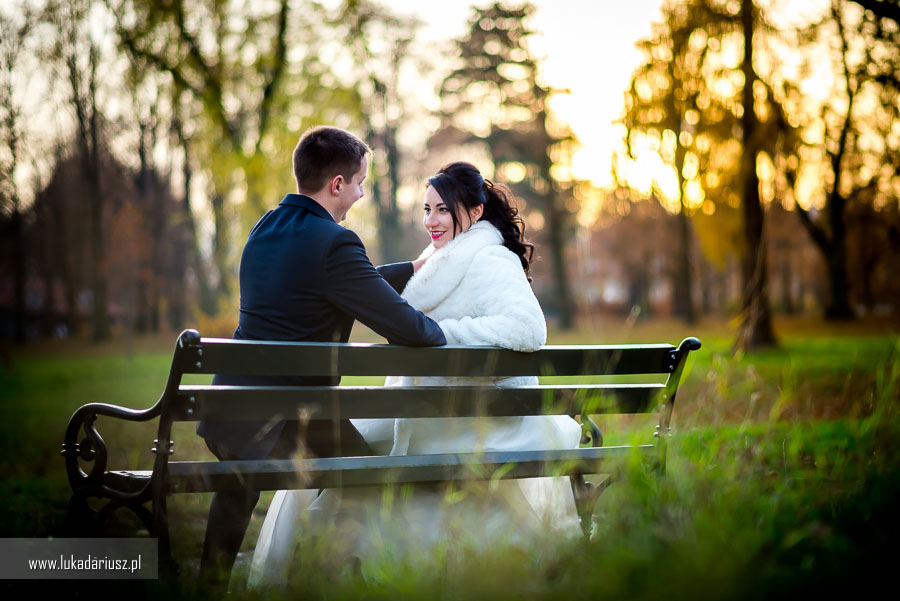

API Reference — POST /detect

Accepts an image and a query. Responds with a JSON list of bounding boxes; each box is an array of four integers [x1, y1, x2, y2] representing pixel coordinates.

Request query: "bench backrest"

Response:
[[62, 330, 700, 496], [166, 330, 699, 425]]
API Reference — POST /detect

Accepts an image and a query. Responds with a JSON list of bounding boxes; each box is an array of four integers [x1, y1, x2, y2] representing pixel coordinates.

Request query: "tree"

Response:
[[44, 0, 113, 340], [786, 0, 900, 319], [622, 0, 743, 324], [599, 192, 683, 318], [436, 2, 577, 328], [621, 0, 781, 345], [336, 0, 423, 263], [27, 145, 128, 339], [170, 91, 218, 318], [110, 0, 361, 311], [734, 0, 777, 349], [0, 6, 33, 343]]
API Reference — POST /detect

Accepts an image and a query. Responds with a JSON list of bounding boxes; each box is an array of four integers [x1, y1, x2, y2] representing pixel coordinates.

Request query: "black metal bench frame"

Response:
[[62, 329, 701, 575]]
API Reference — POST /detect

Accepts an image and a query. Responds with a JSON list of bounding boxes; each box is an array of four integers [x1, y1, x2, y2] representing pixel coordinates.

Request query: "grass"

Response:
[[1, 316, 898, 599]]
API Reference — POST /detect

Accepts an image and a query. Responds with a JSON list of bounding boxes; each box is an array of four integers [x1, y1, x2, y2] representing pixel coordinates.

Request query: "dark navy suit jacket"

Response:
[[196, 193, 446, 459]]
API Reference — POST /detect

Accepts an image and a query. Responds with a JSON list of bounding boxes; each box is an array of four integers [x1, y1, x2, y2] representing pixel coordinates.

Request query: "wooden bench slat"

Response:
[[176, 384, 664, 420], [165, 446, 657, 492], [185, 340, 677, 377]]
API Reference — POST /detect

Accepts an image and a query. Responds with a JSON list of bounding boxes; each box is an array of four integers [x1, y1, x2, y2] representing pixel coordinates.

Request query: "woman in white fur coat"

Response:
[[362, 163, 580, 457], [248, 163, 582, 587]]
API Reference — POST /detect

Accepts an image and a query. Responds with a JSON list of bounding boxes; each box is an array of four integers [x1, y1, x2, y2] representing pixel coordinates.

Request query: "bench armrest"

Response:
[[61, 329, 199, 502], [579, 414, 604, 447], [61, 401, 164, 501]]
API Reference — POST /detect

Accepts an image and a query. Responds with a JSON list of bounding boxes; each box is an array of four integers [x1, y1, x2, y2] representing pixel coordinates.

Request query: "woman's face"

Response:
[[423, 186, 482, 249]]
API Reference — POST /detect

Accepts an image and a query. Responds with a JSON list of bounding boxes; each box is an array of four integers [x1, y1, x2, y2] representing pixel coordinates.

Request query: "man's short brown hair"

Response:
[[292, 126, 370, 193]]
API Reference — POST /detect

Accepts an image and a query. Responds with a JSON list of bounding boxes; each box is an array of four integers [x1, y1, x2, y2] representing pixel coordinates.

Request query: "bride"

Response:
[[248, 162, 583, 586]]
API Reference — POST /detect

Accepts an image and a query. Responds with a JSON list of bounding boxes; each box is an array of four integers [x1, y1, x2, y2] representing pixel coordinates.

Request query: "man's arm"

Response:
[[326, 230, 446, 346]]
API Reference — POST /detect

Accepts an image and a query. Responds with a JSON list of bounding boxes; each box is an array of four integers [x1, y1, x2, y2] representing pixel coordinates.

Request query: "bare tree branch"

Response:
[[256, 0, 289, 151]]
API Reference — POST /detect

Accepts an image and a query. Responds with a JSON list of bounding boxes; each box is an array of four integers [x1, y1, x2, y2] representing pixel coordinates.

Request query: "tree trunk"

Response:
[[825, 241, 853, 319], [699, 258, 712, 314], [144, 114, 163, 333], [210, 189, 231, 305], [87, 126, 109, 338], [538, 112, 574, 330], [367, 79, 405, 264], [367, 122, 403, 263], [134, 120, 150, 334], [69, 37, 110, 341], [780, 255, 795, 314], [12, 207, 26, 343], [174, 115, 216, 317], [735, 0, 777, 351], [675, 204, 696, 323], [382, 122, 405, 262], [51, 189, 79, 335], [671, 142, 696, 324], [667, 46, 695, 325], [824, 189, 853, 319], [545, 193, 575, 329], [627, 262, 652, 319]]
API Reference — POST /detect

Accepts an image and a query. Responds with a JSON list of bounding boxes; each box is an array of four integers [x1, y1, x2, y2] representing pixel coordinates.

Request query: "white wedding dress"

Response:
[[248, 222, 583, 588]]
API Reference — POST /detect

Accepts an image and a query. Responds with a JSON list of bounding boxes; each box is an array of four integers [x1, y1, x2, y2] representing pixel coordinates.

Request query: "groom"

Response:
[[196, 125, 446, 592]]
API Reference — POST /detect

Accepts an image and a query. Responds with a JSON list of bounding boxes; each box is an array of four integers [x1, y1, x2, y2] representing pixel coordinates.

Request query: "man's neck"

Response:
[[298, 190, 337, 222]]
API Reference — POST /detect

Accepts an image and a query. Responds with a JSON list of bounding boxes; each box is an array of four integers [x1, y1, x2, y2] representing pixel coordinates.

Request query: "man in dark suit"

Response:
[[196, 126, 445, 592]]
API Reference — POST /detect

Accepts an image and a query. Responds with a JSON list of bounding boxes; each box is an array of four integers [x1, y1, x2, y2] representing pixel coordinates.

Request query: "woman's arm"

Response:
[[375, 262, 414, 294], [437, 249, 546, 352]]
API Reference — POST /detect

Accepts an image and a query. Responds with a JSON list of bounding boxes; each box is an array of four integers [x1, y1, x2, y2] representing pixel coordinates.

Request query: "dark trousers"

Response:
[[198, 419, 372, 594]]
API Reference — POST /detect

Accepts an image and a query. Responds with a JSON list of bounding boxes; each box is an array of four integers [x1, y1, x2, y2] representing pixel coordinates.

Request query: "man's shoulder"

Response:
[[252, 201, 350, 240], [328, 224, 364, 245]]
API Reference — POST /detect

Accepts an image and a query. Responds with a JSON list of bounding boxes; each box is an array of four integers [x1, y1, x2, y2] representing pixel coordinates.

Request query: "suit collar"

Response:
[[279, 194, 335, 222]]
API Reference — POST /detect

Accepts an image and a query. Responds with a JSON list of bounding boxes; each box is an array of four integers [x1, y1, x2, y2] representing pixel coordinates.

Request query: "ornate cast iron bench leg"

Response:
[[570, 415, 611, 538]]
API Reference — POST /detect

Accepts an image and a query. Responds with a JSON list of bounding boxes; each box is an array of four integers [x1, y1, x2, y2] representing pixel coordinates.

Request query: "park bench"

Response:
[[62, 329, 701, 574]]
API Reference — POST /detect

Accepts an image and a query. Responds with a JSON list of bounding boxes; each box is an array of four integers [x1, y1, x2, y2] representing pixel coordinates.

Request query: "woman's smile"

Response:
[[423, 185, 482, 249], [423, 186, 458, 248]]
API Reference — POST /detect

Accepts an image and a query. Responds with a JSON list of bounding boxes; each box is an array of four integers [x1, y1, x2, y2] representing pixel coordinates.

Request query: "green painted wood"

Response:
[[183, 339, 677, 377], [175, 383, 664, 421], [164, 446, 657, 492]]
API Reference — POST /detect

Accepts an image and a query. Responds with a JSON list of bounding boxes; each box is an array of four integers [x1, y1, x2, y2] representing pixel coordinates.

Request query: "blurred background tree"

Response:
[[43, 0, 113, 340], [619, 0, 899, 348], [622, 0, 742, 325], [622, 0, 781, 348], [336, 0, 424, 263], [785, 0, 900, 319], [0, 5, 34, 344], [433, 2, 577, 328], [109, 0, 363, 314]]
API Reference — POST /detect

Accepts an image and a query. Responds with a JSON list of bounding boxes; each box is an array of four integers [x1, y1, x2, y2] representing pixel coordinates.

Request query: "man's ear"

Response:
[[330, 174, 344, 196]]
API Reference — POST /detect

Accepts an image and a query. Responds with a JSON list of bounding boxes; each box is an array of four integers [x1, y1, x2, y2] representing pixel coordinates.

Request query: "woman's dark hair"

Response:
[[426, 162, 535, 280]]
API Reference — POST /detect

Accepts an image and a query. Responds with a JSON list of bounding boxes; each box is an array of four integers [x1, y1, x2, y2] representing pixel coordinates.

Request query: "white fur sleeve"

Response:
[[437, 249, 546, 352]]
